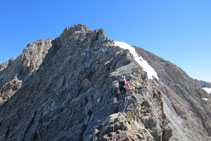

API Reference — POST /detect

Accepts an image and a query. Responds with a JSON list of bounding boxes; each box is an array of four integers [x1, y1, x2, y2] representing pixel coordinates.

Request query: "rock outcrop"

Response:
[[0, 24, 210, 141]]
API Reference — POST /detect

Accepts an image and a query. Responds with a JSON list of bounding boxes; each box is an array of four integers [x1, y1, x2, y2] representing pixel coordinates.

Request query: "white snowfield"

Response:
[[202, 87, 211, 94], [202, 98, 209, 101], [114, 41, 159, 80]]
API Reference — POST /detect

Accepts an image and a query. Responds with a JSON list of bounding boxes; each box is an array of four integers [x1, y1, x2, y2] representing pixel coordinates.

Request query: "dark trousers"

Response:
[[119, 86, 126, 104]]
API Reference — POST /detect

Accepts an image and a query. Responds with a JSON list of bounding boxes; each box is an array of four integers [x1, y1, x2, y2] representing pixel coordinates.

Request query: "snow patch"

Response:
[[114, 41, 159, 80], [202, 87, 211, 94], [202, 98, 209, 101]]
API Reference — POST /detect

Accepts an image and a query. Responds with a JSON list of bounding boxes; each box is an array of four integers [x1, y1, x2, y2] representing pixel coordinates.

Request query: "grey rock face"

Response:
[[134, 47, 211, 141], [0, 39, 53, 104], [0, 24, 210, 141]]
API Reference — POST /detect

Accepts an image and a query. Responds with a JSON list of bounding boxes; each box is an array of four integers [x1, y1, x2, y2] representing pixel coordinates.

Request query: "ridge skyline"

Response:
[[1, 0, 211, 82]]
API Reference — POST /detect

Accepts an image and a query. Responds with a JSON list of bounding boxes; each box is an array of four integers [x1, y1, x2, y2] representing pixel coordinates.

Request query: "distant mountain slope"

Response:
[[194, 79, 211, 88], [134, 46, 211, 140], [0, 24, 210, 141], [194, 79, 211, 94]]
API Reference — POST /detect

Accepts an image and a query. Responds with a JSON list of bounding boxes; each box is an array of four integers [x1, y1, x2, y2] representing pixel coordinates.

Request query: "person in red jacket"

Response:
[[119, 75, 130, 103]]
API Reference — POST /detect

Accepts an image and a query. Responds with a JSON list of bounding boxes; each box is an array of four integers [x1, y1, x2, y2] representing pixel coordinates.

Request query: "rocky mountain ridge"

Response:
[[134, 46, 211, 140], [194, 79, 211, 94], [0, 39, 53, 104], [0, 24, 210, 141], [194, 79, 211, 88]]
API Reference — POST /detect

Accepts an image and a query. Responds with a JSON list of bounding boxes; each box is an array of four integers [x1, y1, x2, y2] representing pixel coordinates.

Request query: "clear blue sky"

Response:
[[0, 0, 211, 82]]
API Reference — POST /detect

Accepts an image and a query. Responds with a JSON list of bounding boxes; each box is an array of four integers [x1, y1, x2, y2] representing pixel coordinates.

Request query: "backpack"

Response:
[[119, 78, 125, 86]]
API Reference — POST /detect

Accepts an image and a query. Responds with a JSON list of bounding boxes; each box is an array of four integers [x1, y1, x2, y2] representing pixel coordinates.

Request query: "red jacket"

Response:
[[125, 81, 130, 92]]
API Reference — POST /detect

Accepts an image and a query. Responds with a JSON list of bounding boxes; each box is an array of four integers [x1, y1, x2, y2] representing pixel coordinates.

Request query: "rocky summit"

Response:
[[0, 24, 210, 141]]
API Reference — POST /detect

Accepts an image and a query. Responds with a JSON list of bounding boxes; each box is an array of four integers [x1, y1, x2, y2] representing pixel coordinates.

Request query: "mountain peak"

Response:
[[0, 24, 210, 141], [61, 24, 91, 36]]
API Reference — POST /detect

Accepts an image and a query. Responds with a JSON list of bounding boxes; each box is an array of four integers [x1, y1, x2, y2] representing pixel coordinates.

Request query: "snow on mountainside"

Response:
[[133, 44, 211, 140], [203, 87, 211, 94], [114, 41, 159, 80], [194, 79, 211, 94]]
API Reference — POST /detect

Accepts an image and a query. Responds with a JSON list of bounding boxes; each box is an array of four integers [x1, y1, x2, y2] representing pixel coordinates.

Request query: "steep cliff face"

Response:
[[0, 24, 210, 141]]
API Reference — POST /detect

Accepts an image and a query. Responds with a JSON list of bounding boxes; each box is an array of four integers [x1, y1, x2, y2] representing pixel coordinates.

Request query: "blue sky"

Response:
[[0, 0, 211, 82]]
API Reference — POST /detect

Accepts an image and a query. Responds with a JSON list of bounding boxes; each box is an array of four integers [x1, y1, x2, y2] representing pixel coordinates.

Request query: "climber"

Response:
[[118, 75, 130, 103]]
